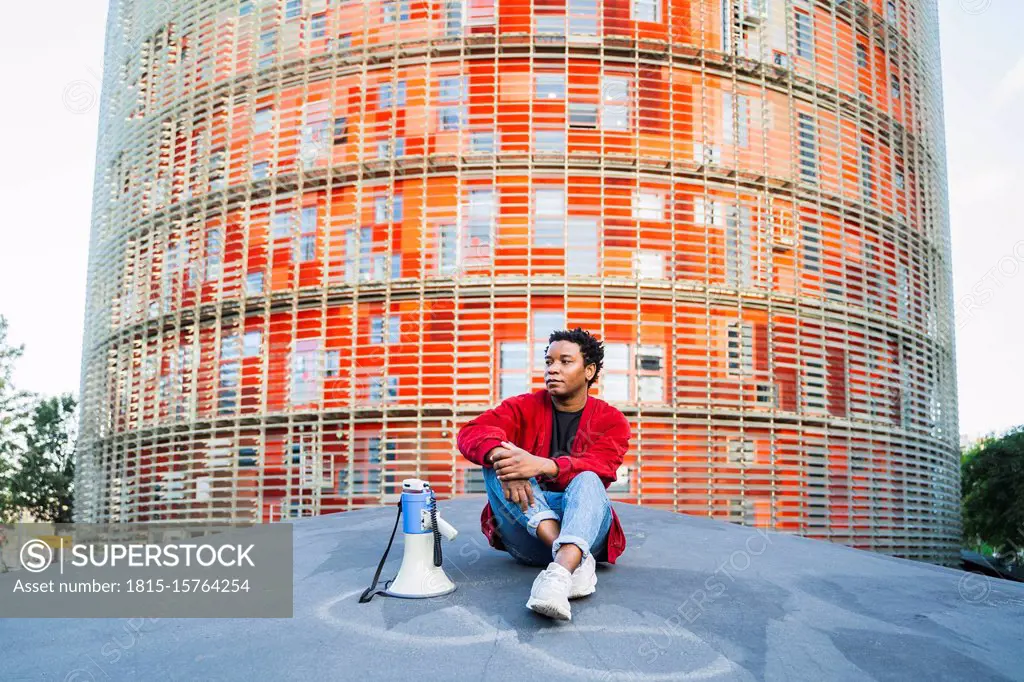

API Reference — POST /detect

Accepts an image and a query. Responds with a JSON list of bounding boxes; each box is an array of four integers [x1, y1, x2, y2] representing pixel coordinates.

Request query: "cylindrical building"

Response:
[[78, 0, 959, 563]]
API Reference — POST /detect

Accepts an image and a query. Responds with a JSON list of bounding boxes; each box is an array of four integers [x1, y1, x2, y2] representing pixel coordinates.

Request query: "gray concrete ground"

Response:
[[3, 497, 1024, 681]]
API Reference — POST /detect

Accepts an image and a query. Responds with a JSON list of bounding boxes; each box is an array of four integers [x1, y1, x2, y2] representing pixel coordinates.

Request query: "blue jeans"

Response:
[[483, 467, 613, 567]]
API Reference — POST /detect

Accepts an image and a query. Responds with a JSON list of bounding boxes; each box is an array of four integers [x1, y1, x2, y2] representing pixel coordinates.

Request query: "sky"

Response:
[[0, 0, 1020, 442]]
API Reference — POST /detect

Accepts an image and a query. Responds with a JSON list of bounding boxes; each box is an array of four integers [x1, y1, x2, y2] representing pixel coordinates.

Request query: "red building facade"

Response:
[[79, 0, 959, 563]]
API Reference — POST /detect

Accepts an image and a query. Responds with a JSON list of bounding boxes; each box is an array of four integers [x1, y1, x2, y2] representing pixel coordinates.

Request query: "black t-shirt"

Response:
[[549, 398, 585, 461]]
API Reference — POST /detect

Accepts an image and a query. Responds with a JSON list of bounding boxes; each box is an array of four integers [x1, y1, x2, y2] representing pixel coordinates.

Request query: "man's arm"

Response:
[[546, 412, 631, 488], [456, 396, 524, 468]]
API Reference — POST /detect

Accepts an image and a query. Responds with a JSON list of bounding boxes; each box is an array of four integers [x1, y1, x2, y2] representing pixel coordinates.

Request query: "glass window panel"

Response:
[[638, 375, 664, 402], [535, 74, 566, 99], [501, 342, 529, 369], [603, 373, 629, 401], [501, 373, 528, 399], [605, 343, 629, 370]]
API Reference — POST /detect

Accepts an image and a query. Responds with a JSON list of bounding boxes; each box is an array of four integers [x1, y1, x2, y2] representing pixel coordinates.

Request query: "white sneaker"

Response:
[[569, 552, 597, 599], [526, 562, 573, 620]]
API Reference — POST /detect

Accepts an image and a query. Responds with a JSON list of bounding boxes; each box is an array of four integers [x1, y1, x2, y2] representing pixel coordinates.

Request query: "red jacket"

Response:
[[457, 388, 631, 563]]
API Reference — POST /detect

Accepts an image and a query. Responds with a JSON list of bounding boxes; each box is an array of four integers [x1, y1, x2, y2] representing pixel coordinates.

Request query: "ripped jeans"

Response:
[[483, 466, 612, 567]]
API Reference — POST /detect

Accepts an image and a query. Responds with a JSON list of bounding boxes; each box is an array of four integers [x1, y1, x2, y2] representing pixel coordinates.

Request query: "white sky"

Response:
[[0, 0, 1019, 441]]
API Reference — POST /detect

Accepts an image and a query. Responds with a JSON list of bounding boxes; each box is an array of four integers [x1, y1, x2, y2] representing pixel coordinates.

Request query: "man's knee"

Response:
[[569, 470, 604, 491]]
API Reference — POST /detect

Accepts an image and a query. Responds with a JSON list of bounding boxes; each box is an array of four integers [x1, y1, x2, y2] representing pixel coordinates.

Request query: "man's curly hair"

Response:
[[547, 327, 604, 387]]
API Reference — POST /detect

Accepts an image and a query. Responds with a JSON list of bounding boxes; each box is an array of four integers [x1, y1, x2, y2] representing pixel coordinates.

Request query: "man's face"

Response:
[[544, 340, 594, 396]]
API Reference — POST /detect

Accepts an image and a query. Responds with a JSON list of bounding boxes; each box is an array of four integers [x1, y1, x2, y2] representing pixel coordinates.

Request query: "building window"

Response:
[[633, 191, 664, 220], [325, 349, 340, 378], [205, 229, 223, 281], [470, 131, 497, 153], [633, 0, 660, 22], [727, 440, 755, 465], [246, 270, 264, 295], [439, 106, 465, 131], [535, 73, 566, 99], [209, 148, 226, 190], [463, 467, 486, 493], [635, 251, 664, 279], [569, 102, 598, 128], [383, 0, 411, 24], [440, 76, 465, 102], [886, 0, 897, 25], [376, 137, 406, 159], [722, 92, 749, 148], [536, 14, 565, 35], [291, 340, 320, 404], [285, 0, 302, 20], [345, 227, 373, 283], [895, 168, 905, 191], [499, 341, 529, 399], [333, 116, 349, 145], [856, 43, 868, 69], [535, 129, 566, 152], [254, 107, 274, 135], [331, 32, 353, 50], [860, 143, 874, 201], [602, 76, 629, 130], [370, 315, 401, 344], [374, 193, 404, 223], [258, 30, 277, 69], [567, 217, 598, 276], [727, 322, 754, 375], [801, 223, 821, 273], [803, 359, 827, 414], [569, 0, 598, 34], [725, 205, 753, 288], [636, 345, 664, 402], [298, 206, 317, 262], [794, 10, 813, 60], [243, 330, 262, 358], [534, 189, 565, 247], [240, 0, 254, 17], [370, 376, 399, 402], [272, 209, 294, 239], [798, 113, 817, 183], [339, 437, 383, 496], [217, 333, 238, 409], [437, 222, 458, 275], [445, 0, 464, 36], [464, 188, 495, 265], [311, 12, 327, 38], [891, 75, 901, 100], [379, 81, 407, 109], [602, 343, 629, 401], [501, 339, 532, 399]]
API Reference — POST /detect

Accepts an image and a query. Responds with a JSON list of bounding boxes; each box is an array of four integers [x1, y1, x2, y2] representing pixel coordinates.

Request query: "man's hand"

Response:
[[492, 441, 557, 482], [501, 478, 535, 512]]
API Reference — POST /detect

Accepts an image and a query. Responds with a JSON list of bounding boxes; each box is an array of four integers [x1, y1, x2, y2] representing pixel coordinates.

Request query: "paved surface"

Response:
[[3, 497, 1024, 681]]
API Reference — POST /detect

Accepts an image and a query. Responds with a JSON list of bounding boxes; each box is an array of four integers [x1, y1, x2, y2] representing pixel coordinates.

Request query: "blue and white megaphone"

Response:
[[360, 478, 458, 602]]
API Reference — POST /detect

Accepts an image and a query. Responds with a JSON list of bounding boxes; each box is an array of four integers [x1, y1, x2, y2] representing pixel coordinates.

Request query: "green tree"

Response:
[[0, 315, 30, 524], [961, 426, 1024, 563], [11, 394, 77, 523]]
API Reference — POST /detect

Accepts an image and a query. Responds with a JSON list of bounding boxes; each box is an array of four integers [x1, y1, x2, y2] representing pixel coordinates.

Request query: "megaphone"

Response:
[[359, 478, 459, 602]]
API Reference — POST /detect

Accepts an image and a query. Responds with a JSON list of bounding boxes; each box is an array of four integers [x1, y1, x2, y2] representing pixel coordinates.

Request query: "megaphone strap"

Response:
[[358, 500, 403, 604]]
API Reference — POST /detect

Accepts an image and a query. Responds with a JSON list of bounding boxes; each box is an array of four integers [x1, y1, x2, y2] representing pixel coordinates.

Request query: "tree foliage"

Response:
[[0, 315, 29, 524], [961, 426, 1024, 562], [0, 316, 77, 524], [11, 394, 77, 523]]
